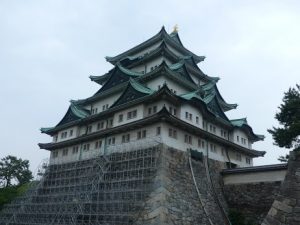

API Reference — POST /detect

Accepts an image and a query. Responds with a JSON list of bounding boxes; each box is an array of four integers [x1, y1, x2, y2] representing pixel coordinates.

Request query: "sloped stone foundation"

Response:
[[0, 146, 229, 225]]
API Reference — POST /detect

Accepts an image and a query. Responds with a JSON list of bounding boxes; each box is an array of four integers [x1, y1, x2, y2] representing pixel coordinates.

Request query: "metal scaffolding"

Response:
[[0, 142, 161, 225]]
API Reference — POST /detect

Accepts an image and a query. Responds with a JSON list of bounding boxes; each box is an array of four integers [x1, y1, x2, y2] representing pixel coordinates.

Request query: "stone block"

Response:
[[273, 200, 293, 213]]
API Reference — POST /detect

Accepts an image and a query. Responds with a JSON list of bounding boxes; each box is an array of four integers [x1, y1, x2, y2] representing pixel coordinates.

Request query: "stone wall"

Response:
[[262, 150, 300, 225], [135, 146, 229, 225], [224, 181, 282, 224]]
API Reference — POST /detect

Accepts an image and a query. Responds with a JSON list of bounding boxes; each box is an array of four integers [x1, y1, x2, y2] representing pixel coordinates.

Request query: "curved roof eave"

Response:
[[106, 26, 204, 65]]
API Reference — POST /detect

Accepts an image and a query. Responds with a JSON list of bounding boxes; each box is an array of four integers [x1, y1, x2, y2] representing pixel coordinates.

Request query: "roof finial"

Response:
[[173, 24, 178, 33]]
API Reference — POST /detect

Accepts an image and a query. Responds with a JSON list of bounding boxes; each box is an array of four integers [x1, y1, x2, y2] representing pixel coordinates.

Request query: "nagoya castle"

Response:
[[1, 26, 280, 225]]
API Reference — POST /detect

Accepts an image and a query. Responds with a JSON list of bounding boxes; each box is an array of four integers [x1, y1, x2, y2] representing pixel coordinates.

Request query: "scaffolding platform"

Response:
[[0, 145, 161, 225]]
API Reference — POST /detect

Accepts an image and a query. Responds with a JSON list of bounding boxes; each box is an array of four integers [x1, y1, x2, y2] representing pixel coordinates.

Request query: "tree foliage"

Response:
[[0, 155, 33, 187], [268, 84, 300, 150], [0, 184, 29, 210]]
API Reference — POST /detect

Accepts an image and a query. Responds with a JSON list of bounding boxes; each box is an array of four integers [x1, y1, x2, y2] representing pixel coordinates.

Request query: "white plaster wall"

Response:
[[91, 92, 122, 112], [113, 105, 144, 126], [146, 76, 190, 94], [144, 100, 169, 116], [223, 169, 287, 184], [232, 128, 250, 148], [50, 120, 256, 168], [226, 149, 253, 167], [131, 56, 167, 73], [180, 104, 203, 128], [56, 126, 79, 142]]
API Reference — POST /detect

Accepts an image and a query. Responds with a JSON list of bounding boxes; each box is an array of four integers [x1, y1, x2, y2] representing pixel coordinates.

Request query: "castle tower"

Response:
[[0, 26, 266, 225], [40, 26, 265, 167]]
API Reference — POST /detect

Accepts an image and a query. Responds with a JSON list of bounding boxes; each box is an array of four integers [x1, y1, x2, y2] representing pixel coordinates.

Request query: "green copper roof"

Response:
[[106, 26, 205, 65], [40, 127, 54, 133], [180, 90, 203, 101], [203, 92, 216, 104], [90, 63, 142, 85], [110, 79, 154, 108], [201, 80, 219, 91], [230, 118, 248, 127], [169, 31, 184, 46], [70, 102, 90, 118], [95, 64, 143, 94], [129, 78, 155, 94], [40, 102, 90, 134], [117, 63, 143, 77], [201, 80, 237, 112], [168, 61, 185, 70], [231, 118, 265, 141]]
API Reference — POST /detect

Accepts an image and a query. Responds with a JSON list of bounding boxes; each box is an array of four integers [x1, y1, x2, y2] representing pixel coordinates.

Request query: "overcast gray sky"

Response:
[[0, 0, 299, 173]]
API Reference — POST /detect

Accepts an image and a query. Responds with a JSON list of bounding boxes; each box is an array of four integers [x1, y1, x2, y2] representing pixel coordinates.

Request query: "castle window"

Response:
[[122, 134, 130, 143], [95, 140, 102, 149], [69, 129, 73, 137], [156, 127, 161, 135], [189, 113, 192, 121], [246, 157, 251, 164], [108, 137, 115, 145], [91, 108, 98, 114], [153, 106, 157, 113], [173, 108, 177, 116], [241, 138, 247, 145], [221, 130, 227, 138], [127, 109, 137, 120], [53, 135, 58, 142], [210, 144, 217, 153], [138, 130, 146, 139], [236, 153, 242, 161], [137, 131, 141, 139], [83, 143, 90, 151], [168, 128, 177, 139], [97, 121, 105, 130], [237, 136, 240, 142], [198, 139, 205, 148], [221, 148, 225, 156], [148, 107, 152, 115], [118, 114, 123, 122], [87, 125, 93, 134], [142, 130, 146, 138], [185, 134, 192, 144], [60, 131, 67, 139], [62, 148, 68, 156], [173, 130, 177, 139], [185, 112, 189, 119], [196, 116, 199, 124], [72, 146, 79, 154], [53, 151, 58, 158]]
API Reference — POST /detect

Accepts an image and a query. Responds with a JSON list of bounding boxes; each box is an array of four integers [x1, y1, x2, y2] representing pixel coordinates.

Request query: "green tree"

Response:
[[0, 155, 33, 187], [268, 84, 300, 151]]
